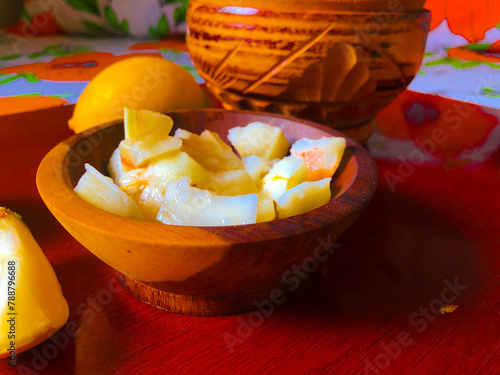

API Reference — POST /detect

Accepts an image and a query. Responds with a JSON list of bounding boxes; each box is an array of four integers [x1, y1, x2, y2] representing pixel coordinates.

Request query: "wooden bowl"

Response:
[[36, 110, 377, 316], [186, 0, 430, 143]]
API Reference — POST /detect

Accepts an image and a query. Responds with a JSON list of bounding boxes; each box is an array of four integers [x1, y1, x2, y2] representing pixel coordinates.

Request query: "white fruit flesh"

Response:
[[74, 164, 143, 219], [290, 136, 346, 181], [227, 122, 289, 161], [276, 178, 332, 218], [157, 179, 257, 226]]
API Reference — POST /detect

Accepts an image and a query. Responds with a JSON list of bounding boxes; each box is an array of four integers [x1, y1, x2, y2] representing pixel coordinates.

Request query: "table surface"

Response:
[[0, 90, 499, 375]]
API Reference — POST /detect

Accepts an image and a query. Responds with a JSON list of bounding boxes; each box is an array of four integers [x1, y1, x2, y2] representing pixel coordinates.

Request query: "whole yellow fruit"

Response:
[[68, 56, 206, 133]]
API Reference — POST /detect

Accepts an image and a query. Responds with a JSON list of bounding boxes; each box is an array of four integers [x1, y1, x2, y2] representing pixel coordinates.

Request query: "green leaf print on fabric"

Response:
[[104, 6, 120, 28], [425, 57, 500, 70], [161, 0, 189, 24], [28, 45, 92, 59], [174, 0, 189, 24], [66, 0, 100, 15], [104, 6, 130, 34], [0, 73, 40, 85], [0, 54, 23, 61], [149, 15, 171, 38], [82, 21, 109, 34]]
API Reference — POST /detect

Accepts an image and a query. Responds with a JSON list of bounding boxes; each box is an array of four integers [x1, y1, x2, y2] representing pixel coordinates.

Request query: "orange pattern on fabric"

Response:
[[426, 0, 500, 42], [0, 52, 161, 81], [376, 91, 497, 159], [0, 96, 67, 116]]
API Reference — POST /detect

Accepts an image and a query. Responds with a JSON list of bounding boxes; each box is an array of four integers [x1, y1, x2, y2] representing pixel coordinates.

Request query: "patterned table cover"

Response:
[[0, 21, 499, 172]]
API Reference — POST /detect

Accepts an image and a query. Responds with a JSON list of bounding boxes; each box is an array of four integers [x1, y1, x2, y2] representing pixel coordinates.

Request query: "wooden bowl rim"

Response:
[[188, 5, 431, 17], [37, 109, 378, 247]]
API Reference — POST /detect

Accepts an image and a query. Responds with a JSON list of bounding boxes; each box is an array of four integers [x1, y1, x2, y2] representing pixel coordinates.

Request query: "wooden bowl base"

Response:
[[116, 271, 286, 316]]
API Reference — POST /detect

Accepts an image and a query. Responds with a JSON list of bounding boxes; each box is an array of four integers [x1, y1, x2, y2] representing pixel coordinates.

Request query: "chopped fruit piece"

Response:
[[108, 148, 128, 182], [175, 128, 244, 172], [124, 108, 174, 139], [227, 122, 290, 161], [0, 208, 69, 358], [203, 170, 258, 196], [107, 148, 146, 196], [119, 133, 182, 168], [290, 137, 346, 181], [74, 164, 143, 219], [257, 193, 276, 223], [157, 179, 258, 226], [143, 151, 211, 192], [132, 185, 163, 222], [261, 156, 308, 200], [276, 178, 332, 218], [243, 155, 271, 186]]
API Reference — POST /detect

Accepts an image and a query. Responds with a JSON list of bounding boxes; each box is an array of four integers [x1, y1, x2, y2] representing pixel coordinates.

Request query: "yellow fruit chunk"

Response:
[[203, 170, 258, 196], [0, 208, 69, 358], [261, 156, 308, 200], [227, 122, 290, 161], [243, 155, 271, 186], [143, 151, 212, 192], [119, 133, 182, 168], [68, 56, 205, 133], [175, 128, 244, 172], [74, 164, 143, 219], [276, 178, 332, 218], [290, 137, 346, 181], [158, 179, 258, 226], [124, 108, 174, 139], [257, 193, 276, 223]]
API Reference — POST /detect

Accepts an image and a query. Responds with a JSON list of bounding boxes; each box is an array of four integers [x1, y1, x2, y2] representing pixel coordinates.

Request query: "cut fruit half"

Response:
[[0, 208, 69, 358]]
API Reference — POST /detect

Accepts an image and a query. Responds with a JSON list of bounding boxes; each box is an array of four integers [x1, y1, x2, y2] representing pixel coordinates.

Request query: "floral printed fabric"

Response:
[[4, 0, 189, 38]]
